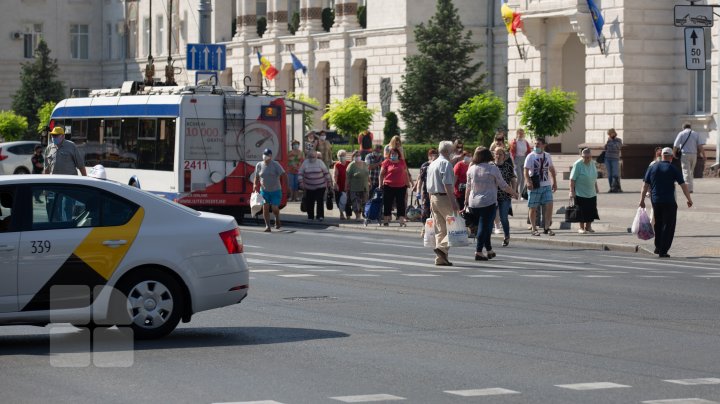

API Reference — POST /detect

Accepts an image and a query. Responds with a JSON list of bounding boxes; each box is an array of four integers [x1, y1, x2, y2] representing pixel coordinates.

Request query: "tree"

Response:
[[357, 5, 367, 28], [36, 101, 56, 133], [322, 95, 377, 137], [322, 7, 335, 32], [287, 92, 320, 131], [454, 91, 505, 146], [516, 87, 577, 139], [288, 11, 300, 35], [11, 40, 65, 138], [383, 112, 400, 139], [0, 111, 29, 142], [257, 17, 267, 37], [397, 0, 485, 143]]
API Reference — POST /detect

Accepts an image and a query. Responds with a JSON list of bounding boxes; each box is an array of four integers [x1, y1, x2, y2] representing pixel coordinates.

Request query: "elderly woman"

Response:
[[465, 148, 518, 261], [380, 147, 410, 226], [604, 128, 623, 192], [569, 148, 600, 233], [493, 147, 517, 246], [345, 150, 370, 221], [333, 149, 353, 220]]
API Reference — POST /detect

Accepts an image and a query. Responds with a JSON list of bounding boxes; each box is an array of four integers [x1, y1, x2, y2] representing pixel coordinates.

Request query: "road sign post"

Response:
[[684, 28, 705, 71], [186, 43, 226, 71]]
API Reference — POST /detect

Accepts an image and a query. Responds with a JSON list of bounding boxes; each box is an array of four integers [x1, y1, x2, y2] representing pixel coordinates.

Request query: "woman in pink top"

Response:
[[333, 149, 353, 220], [380, 148, 410, 227], [453, 152, 471, 209]]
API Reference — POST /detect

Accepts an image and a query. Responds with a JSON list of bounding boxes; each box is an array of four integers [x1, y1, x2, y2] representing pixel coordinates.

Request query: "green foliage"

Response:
[[454, 91, 505, 146], [322, 95, 377, 137], [383, 112, 400, 139], [330, 143, 479, 168], [36, 101, 56, 133], [517, 87, 577, 139], [322, 7, 335, 32], [397, 0, 485, 144], [288, 11, 300, 35], [257, 17, 267, 37], [287, 92, 320, 131], [231, 17, 237, 37], [11, 40, 65, 138], [0, 111, 29, 142], [357, 5, 367, 28]]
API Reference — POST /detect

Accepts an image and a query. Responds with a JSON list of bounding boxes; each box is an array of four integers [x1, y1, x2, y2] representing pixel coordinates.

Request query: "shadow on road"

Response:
[[0, 326, 350, 356]]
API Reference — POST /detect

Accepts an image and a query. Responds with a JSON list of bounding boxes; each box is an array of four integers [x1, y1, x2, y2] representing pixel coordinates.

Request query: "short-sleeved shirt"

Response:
[[381, 159, 407, 188], [496, 158, 517, 201], [346, 162, 370, 193], [466, 163, 510, 208], [673, 129, 704, 155], [605, 137, 623, 160], [453, 161, 469, 198], [287, 150, 304, 174], [570, 159, 598, 198], [644, 160, 684, 205], [255, 160, 285, 192], [427, 155, 455, 194], [524, 152, 554, 187], [44, 140, 84, 175], [365, 152, 384, 190]]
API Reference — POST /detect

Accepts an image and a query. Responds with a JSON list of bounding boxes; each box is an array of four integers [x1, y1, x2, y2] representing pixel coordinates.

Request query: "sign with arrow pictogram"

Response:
[[186, 43, 226, 71], [684, 28, 706, 71]]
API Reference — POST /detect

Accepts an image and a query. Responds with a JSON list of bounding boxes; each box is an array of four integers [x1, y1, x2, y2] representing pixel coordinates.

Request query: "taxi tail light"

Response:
[[219, 227, 243, 254], [0, 148, 7, 161]]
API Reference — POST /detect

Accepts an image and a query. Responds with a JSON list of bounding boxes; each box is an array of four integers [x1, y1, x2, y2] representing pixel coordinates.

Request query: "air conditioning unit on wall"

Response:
[[11, 32, 23, 40]]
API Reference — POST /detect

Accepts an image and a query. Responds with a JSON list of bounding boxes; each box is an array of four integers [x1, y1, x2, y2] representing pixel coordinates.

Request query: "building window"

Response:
[[105, 22, 113, 59], [24, 24, 43, 58], [143, 17, 150, 56], [156, 15, 164, 55], [257, 0, 267, 16], [692, 28, 712, 114], [70, 24, 89, 60]]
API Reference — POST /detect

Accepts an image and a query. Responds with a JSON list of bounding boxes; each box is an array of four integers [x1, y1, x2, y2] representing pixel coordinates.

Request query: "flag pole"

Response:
[[513, 34, 525, 60]]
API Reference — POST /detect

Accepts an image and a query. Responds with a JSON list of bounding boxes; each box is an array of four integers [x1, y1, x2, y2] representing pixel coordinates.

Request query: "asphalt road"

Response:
[[2, 224, 720, 404]]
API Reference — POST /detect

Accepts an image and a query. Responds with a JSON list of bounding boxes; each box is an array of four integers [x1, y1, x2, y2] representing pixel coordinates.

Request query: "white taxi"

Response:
[[0, 175, 249, 339]]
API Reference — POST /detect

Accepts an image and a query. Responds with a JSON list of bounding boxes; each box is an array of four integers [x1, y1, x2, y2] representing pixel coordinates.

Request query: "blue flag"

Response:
[[587, 0, 604, 37], [290, 52, 307, 75]]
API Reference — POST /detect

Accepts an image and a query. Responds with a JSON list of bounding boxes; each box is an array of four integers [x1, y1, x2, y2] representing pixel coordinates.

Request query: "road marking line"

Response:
[[648, 271, 683, 274], [642, 399, 720, 404], [632, 261, 720, 270], [402, 274, 441, 277], [307, 269, 341, 272], [313, 252, 438, 268], [582, 275, 614, 278], [364, 269, 401, 272], [330, 394, 406, 402], [287, 255, 394, 269], [664, 378, 720, 385], [592, 271, 627, 274], [467, 275, 500, 278], [444, 388, 520, 397], [638, 275, 668, 278], [480, 270, 515, 273], [277, 274, 316, 278], [555, 382, 631, 390], [498, 253, 578, 265], [213, 401, 284, 404], [506, 261, 586, 271], [428, 270, 460, 273], [344, 274, 380, 277], [363, 241, 425, 249], [696, 275, 720, 278], [518, 274, 557, 278], [598, 264, 653, 270], [250, 269, 281, 273]]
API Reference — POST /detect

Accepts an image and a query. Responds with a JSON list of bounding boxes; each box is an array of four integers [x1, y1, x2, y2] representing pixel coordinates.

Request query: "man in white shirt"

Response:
[[524, 138, 557, 236], [673, 123, 706, 193], [427, 140, 460, 266]]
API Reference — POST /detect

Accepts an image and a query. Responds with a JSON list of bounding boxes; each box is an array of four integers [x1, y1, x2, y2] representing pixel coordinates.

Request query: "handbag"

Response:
[[675, 131, 692, 160], [326, 190, 334, 210], [564, 198, 581, 223], [300, 194, 307, 212], [596, 151, 606, 164]]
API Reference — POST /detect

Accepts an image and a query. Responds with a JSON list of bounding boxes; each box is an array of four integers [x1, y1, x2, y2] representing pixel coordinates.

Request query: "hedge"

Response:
[[330, 144, 479, 169]]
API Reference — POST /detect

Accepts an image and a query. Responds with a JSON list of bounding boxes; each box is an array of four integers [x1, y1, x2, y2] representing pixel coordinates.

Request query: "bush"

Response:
[[454, 91, 505, 146], [517, 87, 577, 139], [0, 111, 29, 142], [357, 5, 367, 28], [383, 112, 400, 140], [257, 17, 267, 37], [288, 11, 300, 35], [322, 95, 377, 137], [322, 7, 335, 32]]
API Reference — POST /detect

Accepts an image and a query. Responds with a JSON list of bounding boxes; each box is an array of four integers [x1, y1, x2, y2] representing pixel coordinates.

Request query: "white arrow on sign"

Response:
[[216, 47, 223, 70], [684, 28, 706, 71], [189, 46, 197, 70], [203, 47, 210, 70]]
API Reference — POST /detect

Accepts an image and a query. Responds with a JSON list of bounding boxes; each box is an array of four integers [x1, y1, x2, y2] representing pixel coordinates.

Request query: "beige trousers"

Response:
[[430, 194, 454, 257]]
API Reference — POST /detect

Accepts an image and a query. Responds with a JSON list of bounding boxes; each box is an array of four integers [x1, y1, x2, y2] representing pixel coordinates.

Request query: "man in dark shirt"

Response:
[[639, 147, 693, 258]]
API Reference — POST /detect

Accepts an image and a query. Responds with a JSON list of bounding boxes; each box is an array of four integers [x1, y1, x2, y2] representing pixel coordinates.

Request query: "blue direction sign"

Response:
[[186, 43, 226, 71]]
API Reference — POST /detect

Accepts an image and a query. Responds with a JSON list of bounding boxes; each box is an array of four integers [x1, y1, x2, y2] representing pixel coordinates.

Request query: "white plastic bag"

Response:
[[423, 218, 436, 248], [446, 214, 469, 247], [635, 208, 654, 240], [338, 191, 347, 211], [250, 191, 264, 216]]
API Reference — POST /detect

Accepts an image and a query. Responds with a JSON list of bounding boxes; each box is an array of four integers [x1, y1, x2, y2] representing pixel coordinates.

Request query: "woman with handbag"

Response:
[[465, 148, 518, 261], [380, 148, 410, 227], [569, 148, 600, 233]]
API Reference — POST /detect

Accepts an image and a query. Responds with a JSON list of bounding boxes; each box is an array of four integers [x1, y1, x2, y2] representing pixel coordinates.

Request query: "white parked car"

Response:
[[0, 140, 41, 175], [0, 175, 249, 339]]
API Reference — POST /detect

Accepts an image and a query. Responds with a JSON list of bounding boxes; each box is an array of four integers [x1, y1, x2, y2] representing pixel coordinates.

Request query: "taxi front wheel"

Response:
[[111, 269, 184, 340]]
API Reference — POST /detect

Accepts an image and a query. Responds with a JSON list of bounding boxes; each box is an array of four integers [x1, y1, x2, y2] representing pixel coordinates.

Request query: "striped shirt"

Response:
[[298, 158, 330, 190]]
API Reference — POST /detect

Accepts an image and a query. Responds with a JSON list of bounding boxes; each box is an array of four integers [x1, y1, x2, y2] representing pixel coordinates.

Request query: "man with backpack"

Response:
[[358, 130, 374, 159]]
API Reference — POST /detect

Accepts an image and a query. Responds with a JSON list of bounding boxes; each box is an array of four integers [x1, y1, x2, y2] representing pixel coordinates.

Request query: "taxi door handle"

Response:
[[0, 245, 15, 252], [102, 240, 127, 247]]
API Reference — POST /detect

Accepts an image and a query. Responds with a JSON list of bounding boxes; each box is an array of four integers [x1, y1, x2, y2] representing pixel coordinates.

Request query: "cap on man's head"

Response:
[[263, 148, 273, 156], [661, 147, 674, 156], [581, 148, 592, 155], [50, 127, 65, 136]]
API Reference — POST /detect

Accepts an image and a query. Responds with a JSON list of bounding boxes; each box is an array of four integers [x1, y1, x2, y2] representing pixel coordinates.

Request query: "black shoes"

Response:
[[475, 254, 488, 261], [659, 253, 671, 258], [487, 251, 496, 259], [502, 238, 509, 247]]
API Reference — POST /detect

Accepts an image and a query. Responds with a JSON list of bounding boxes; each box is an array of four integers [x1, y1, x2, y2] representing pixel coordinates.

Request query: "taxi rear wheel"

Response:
[[113, 269, 184, 339]]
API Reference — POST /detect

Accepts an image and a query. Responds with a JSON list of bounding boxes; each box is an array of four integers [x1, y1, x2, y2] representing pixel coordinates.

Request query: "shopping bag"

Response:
[[446, 214, 469, 247], [564, 198, 581, 223], [636, 208, 654, 240], [338, 191, 347, 211], [250, 192, 264, 216], [423, 218, 436, 248]]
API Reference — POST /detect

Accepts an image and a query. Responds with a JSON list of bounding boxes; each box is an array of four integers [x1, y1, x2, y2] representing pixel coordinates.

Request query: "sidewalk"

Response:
[[271, 177, 720, 259]]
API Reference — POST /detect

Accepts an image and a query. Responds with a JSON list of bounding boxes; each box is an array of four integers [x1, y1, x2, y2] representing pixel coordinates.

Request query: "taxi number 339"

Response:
[[30, 240, 52, 254], [184, 160, 208, 170]]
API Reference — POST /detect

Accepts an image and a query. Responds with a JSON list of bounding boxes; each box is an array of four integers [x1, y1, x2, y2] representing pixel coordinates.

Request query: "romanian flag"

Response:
[[257, 51, 278, 80], [501, 3, 523, 35]]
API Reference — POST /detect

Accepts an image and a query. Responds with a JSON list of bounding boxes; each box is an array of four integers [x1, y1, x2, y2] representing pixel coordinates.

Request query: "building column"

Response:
[[298, 0, 324, 35], [332, 0, 359, 32], [266, 0, 289, 37], [234, 0, 257, 40]]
